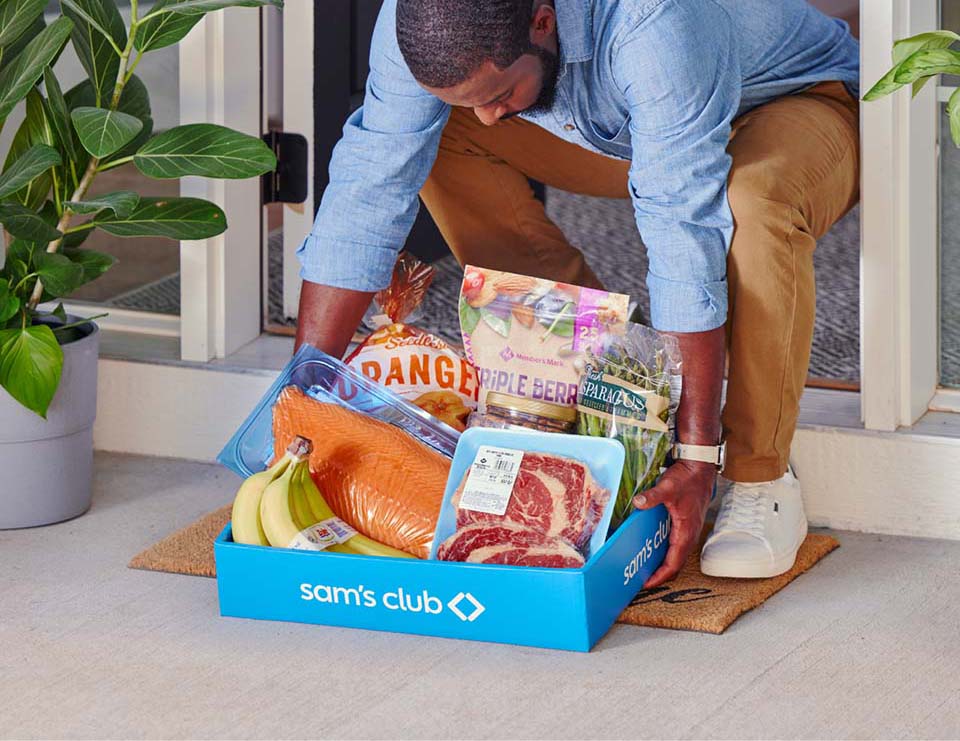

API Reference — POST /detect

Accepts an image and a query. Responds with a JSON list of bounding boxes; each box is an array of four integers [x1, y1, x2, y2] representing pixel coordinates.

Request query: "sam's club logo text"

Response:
[[299, 583, 485, 621]]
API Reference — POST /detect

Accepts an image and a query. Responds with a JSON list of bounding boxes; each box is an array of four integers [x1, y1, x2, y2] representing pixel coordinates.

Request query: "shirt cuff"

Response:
[[647, 274, 728, 333], [296, 233, 398, 293]]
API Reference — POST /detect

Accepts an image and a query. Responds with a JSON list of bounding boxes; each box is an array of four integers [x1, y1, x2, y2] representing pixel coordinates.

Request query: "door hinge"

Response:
[[262, 131, 308, 205]]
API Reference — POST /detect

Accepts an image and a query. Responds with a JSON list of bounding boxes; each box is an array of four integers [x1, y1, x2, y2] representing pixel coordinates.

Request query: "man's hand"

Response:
[[294, 280, 374, 359], [635, 460, 715, 587], [634, 324, 726, 587]]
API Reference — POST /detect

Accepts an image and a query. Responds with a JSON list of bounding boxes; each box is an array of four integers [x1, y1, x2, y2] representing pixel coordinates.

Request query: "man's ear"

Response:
[[529, 1, 557, 46]]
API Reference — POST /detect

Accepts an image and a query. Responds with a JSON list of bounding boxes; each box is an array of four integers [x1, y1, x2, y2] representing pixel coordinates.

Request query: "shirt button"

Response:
[[563, 123, 575, 131]]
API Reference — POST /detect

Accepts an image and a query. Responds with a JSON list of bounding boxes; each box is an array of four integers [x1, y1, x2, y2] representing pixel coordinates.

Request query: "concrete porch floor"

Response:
[[1, 453, 959, 740]]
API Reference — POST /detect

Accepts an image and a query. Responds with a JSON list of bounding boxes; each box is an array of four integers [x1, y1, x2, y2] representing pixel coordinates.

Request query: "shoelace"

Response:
[[714, 485, 768, 538]]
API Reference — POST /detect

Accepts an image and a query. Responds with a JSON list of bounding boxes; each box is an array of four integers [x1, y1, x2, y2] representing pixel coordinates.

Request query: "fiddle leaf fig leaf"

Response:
[[0, 202, 62, 241], [0, 0, 48, 50], [135, 0, 204, 52], [34, 251, 85, 295], [43, 67, 78, 163], [65, 191, 139, 218], [62, 247, 116, 283], [94, 197, 227, 239], [71, 106, 144, 158], [134, 124, 277, 179], [0, 16, 73, 124], [0, 143, 60, 200], [143, 0, 283, 17], [60, 0, 126, 105]]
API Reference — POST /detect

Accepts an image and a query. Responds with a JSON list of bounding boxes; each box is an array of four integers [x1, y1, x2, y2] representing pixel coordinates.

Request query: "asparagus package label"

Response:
[[458, 266, 629, 413], [577, 369, 669, 432]]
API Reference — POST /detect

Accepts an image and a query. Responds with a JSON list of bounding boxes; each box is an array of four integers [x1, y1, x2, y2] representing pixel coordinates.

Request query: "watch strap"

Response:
[[671, 441, 726, 469]]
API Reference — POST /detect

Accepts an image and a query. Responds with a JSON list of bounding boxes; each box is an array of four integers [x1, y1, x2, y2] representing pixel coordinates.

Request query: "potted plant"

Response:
[[0, 0, 281, 528], [864, 29, 960, 145]]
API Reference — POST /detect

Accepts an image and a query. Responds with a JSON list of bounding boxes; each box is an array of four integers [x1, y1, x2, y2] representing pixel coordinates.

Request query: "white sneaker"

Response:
[[700, 469, 808, 578]]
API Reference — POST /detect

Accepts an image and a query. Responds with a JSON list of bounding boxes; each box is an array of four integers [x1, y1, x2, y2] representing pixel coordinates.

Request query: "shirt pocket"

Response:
[[588, 115, 631, 148]]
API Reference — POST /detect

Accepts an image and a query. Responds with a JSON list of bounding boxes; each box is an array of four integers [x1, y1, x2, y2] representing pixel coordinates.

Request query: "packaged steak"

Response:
[[347, 253, 479, 431], [458, 266, 629, 428], [431, 429, 625, 568]]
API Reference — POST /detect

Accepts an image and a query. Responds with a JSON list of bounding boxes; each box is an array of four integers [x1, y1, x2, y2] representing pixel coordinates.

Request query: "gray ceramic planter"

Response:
[[0, 320, 99, 529]]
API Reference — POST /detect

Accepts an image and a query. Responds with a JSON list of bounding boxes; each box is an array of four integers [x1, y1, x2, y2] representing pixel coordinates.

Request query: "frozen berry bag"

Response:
[[458, 265, 629, 421]]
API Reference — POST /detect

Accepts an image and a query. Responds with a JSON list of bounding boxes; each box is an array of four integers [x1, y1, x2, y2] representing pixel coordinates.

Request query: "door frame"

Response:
[[177, 9, 264, 361], [859, 0, 941, 430]]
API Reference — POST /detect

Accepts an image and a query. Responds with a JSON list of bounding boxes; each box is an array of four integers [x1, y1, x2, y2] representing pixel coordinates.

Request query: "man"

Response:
[[295, 0, 860, 586]]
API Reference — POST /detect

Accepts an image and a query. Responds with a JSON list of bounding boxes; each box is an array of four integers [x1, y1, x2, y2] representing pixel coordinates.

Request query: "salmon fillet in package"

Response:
[[272, 386, 449, 559], [346, 253, 478, 431]]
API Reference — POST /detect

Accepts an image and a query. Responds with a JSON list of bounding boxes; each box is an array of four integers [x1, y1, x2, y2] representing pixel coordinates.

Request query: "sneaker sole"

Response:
[[700, 520, 808, 579]]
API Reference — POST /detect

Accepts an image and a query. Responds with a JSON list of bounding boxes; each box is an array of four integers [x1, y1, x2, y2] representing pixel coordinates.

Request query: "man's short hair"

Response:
[[396, 0, 534, 88]]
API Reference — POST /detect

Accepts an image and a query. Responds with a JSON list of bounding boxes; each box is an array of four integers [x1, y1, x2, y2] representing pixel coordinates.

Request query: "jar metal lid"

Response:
[[485, 392, 577, 423]]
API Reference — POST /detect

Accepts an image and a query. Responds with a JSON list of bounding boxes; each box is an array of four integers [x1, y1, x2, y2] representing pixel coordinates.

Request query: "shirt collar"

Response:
[[554, 0, 594, 64]]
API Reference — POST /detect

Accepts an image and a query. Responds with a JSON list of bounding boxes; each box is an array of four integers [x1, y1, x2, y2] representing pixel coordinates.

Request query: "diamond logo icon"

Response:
[[447, 592, 485, 622], [499, 346, 515, 362]]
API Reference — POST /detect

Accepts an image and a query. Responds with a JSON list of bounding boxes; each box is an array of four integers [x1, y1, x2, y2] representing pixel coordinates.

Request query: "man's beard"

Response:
[[503, 43, 560, 119]]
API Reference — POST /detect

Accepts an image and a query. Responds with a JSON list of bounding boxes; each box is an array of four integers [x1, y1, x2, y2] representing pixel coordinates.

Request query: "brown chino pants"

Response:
[[420, 82, 860, 482]]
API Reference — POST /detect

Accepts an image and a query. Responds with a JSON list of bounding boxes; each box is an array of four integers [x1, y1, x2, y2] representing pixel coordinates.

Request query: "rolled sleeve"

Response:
[[297, 234, 399, 292], [647, 275, 728, 333], [614, 0, 740, 333]]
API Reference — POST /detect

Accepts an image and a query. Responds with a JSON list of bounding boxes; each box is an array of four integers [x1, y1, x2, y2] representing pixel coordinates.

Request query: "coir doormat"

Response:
[[129, 508, 838, 635]]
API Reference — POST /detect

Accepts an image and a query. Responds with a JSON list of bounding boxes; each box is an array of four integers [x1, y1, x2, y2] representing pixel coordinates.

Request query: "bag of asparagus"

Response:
[[575, 323, 682, 533]]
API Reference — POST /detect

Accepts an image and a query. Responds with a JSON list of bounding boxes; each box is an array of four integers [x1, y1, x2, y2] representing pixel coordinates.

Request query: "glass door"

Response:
[[939, 1, 960, 389], [266, 0, 450, 335]]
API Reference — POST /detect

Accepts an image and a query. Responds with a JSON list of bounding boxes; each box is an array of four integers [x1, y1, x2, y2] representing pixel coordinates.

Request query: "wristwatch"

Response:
[[671, 441, 726, 469]]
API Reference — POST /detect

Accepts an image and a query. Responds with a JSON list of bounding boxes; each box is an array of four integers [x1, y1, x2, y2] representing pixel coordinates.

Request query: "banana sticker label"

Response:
[[288, 517, 357, 550]]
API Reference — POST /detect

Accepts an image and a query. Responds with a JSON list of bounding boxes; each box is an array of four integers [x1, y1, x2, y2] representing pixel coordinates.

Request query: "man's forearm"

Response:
[[667, 326, 726, 447], [294, 280, 374, 359]]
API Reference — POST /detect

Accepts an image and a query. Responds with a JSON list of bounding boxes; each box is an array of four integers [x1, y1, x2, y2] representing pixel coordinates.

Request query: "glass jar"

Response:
[[468, 392, 577, 433]]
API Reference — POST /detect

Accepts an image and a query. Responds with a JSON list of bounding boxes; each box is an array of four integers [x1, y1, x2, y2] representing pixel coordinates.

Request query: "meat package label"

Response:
[[458, 446, 525, 516]]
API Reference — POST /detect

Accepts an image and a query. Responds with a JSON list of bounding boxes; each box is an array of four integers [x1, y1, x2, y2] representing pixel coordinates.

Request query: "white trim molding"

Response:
[[793, 424, 960, 541], [281, 2, 315, 321], [94, 359, 273, 461], [178, 10, 264, 362], [860, 0, 940, 431]]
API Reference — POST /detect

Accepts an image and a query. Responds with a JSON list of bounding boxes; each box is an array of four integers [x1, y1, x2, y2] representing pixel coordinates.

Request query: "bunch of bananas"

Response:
[[231, 435, 412, 558]]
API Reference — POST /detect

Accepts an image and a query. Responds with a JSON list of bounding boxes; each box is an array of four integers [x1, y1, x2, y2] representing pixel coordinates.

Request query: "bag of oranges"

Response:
[[345, 253, 478, 431]]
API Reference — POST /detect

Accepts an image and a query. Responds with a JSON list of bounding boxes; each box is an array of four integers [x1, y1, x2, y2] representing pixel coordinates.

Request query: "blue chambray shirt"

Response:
[[298, 0, 859, 333]]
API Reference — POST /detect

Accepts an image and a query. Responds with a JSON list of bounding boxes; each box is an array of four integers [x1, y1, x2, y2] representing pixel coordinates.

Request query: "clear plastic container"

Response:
[[467, 392, 576, 434], [218, 345, 460, 478]]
